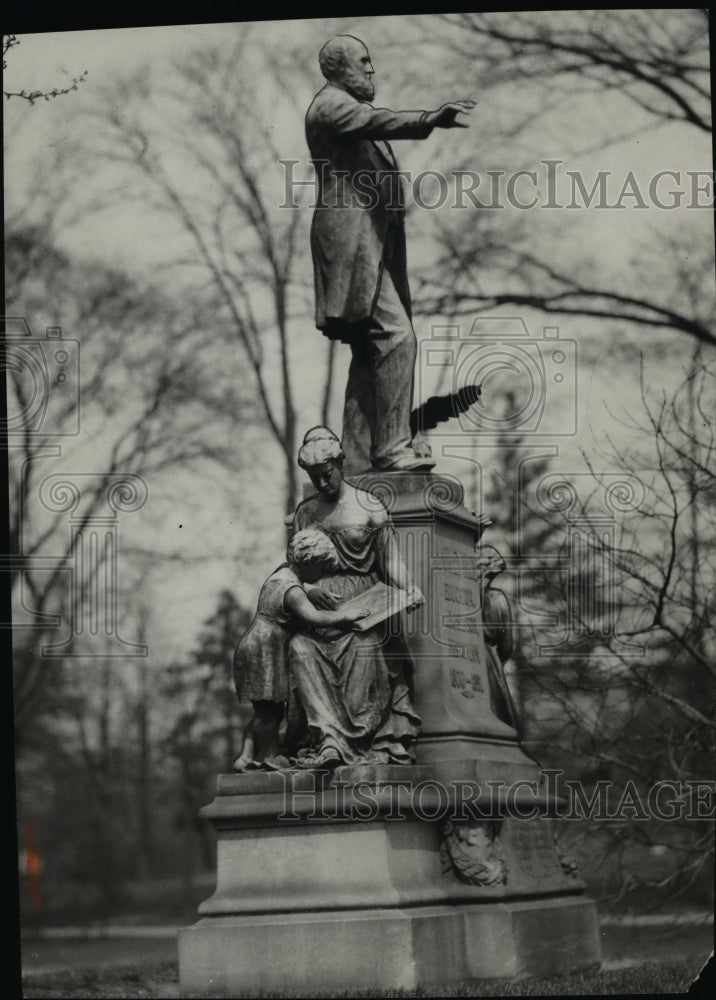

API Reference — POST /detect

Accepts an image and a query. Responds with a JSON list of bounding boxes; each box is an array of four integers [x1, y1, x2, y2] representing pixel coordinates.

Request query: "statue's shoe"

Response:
[[373, 454, 436, 471], [232, 754, 253, 773], [411, 432, 433, 459], [294, 744, 342, 769], [263, 755, 291, 771]]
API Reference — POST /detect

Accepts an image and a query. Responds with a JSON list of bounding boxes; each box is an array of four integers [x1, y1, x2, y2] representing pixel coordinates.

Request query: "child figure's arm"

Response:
[[285, 587, 367, 629], [304, 584, 341, 610]]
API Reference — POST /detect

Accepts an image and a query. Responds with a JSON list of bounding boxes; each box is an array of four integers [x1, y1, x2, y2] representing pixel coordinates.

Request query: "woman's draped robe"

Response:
[[289, 504, 420, 767]]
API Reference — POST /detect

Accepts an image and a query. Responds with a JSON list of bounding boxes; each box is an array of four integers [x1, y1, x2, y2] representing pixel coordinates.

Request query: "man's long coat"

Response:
[[305, 83, 432, 338]]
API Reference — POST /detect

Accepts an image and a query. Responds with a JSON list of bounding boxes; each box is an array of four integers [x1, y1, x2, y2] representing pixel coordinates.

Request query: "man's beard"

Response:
[[339, 65, 375, 102]]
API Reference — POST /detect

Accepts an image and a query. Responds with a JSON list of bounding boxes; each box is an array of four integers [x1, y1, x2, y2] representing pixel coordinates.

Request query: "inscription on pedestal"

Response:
[[505, 818, 568, 885], [449, 667, 484, 698]]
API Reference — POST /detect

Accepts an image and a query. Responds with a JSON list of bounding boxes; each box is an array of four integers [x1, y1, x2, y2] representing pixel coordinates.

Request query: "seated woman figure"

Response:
[[232, 528, 368, 771], [288, 426, 422, 768]]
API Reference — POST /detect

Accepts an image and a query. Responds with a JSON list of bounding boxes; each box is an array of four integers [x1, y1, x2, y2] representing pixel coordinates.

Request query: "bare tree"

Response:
[[438, 10, 710, 133], [6, 225, 242, 736], [514, 351, 716, 906], [82, 29, 333, 514], [3, 34, 88, 104], [410, 11, 714, 349], [419, 243, 715, 352]]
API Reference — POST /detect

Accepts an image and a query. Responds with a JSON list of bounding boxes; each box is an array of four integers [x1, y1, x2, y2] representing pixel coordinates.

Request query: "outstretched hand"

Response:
[[426, 100, 475, 129]]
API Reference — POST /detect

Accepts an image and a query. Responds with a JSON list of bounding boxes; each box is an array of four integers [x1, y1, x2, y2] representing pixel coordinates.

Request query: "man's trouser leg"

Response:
[[342, 338, 374, 475], [370, 274, 418, 468], [341, 274, 421, 474]]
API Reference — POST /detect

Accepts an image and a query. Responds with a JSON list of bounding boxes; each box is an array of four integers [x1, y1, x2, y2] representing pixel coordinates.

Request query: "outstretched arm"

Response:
[[315, 94, 433, 140], [314, 91, 475, 140]]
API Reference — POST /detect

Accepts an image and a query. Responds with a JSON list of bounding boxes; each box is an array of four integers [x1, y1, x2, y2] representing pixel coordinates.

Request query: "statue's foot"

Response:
[[294, 744, 342, 769], [232, 753, 253, 773], [263, 754, 291, 771], [373, 453, 435, 472], [411, 433, 433, 459]]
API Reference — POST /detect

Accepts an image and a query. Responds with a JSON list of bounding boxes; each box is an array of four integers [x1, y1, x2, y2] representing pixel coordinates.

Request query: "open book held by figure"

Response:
[[339, 580, 424, 631]]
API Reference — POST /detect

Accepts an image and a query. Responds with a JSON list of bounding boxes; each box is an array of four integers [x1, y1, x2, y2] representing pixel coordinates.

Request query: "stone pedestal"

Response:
[[179, 474, 602, 995]]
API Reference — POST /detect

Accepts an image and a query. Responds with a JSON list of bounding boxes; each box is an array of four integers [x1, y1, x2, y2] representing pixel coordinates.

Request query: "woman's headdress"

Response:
[[297, 426, 344, 469]]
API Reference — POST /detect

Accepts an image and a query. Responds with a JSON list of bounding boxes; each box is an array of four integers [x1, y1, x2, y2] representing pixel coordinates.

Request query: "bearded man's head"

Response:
[[319, 35, 375, 102]]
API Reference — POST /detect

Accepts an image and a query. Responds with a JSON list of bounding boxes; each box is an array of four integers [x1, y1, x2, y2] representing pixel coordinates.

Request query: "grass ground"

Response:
[[20, 914, 714, 997], [21, 958, 709, 999]]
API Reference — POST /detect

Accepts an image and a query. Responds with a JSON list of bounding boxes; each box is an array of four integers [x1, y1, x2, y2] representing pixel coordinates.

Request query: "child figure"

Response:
[[232, 528, 367, 771]]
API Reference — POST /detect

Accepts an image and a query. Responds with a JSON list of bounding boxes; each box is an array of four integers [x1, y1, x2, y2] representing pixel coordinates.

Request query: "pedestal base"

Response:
[[178, 765, 602, 995], [180, 897, 601, 995]]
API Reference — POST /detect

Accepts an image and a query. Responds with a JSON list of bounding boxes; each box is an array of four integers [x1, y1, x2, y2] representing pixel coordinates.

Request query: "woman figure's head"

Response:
[[287, 528, 341, 584], [298, 426, 345, 499]]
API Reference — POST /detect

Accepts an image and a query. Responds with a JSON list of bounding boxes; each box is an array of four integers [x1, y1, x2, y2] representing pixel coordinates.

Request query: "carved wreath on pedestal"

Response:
[[439, 820, 507, 886], [551, 825, 580, 879]]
